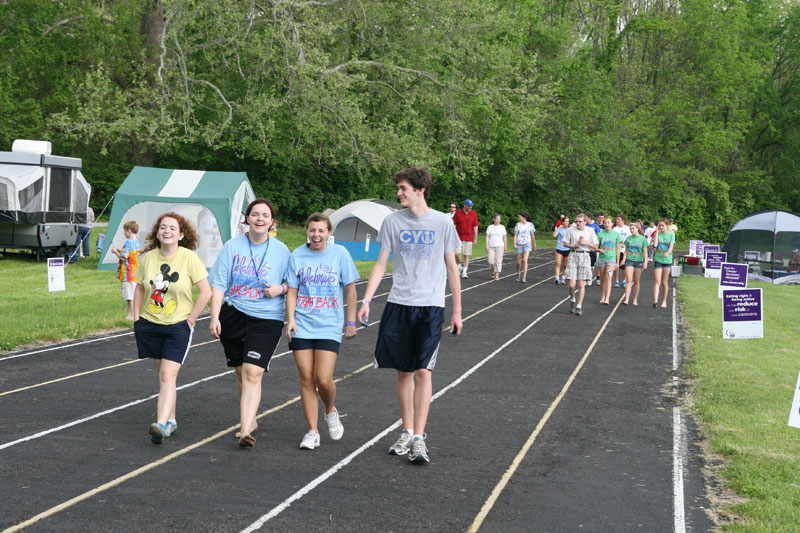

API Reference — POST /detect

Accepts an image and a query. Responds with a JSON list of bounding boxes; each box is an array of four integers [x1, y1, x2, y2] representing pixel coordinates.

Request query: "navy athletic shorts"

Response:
[[218, 304, 283, 371], [134, 318, 194, 365], [374, 302, 444, 372], [289, 337, 341, 354]]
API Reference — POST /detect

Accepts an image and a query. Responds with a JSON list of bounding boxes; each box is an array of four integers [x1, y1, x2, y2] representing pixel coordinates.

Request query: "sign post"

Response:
[[722, 288, 763, 339], [47, 258, 66, 292], [702, 245, 720, 267], [704, 251, 727, 279], [718, 263, 748, 297]]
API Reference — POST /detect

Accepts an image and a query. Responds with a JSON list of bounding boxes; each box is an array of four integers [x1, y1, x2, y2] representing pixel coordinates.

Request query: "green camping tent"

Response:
[[98, 166, 255, 271]]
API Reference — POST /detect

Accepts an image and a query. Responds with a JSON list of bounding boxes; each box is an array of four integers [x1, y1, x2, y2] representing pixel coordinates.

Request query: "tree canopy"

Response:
[[1, 0, 798, 240]]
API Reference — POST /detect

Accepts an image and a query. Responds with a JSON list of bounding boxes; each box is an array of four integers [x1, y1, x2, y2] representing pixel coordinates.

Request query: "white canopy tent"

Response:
[[329, 199, 401, 260], [722, 210, 800, 284]]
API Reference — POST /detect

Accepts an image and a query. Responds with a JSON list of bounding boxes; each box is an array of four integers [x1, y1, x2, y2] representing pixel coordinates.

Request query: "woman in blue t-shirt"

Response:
[[286, 213, 359, 450], [208, 198, 290, 448], [552, 215, 571, 284]]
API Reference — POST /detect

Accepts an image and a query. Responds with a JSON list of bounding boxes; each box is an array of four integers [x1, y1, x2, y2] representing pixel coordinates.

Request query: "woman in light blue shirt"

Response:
[[286, 213, 359, 450], [208, 198, 290, 448], [552, 216, 571, 284]]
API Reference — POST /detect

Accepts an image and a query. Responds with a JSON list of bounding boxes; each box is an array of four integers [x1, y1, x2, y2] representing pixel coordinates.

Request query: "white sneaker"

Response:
[[408, 435, 430, 464], [388, 431, 413, 455], [325, 408, 344, 440], [461, 271, 468, 279], [299, 430, 320, 450], [457, 264, 463, 273]]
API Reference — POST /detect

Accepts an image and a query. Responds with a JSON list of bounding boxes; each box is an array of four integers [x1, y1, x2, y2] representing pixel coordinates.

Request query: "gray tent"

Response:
[[722, 210, 800, 284]]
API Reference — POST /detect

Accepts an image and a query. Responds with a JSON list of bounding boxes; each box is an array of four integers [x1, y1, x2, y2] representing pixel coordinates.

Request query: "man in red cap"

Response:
[[452, 199, 478, 278]]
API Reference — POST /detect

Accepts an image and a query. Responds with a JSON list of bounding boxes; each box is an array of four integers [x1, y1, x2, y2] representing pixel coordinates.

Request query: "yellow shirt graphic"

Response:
[[135, 247, 208, 325]]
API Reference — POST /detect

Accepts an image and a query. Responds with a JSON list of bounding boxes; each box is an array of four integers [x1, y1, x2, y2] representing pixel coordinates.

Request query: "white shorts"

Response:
[[121, 281, 136, 301], [460, 241, 473, 256]]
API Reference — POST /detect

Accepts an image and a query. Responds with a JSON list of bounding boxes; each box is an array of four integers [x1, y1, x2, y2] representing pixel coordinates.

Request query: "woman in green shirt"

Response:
[[652, 219, 675, 308], [596, 217, 621, 305], [622, 223, 649, 305]]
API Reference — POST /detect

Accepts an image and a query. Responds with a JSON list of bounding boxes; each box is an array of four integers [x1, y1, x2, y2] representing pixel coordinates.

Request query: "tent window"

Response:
[[0, 182, 8, 210], [19, 178, 44, 212], [48, 168, 72, 212]]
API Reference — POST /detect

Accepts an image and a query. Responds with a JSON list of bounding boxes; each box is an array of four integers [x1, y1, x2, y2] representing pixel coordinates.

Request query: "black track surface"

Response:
[[0, 251, 714, 532]]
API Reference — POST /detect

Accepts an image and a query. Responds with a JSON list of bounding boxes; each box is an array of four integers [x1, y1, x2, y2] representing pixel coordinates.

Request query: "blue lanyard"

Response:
[[248, 235, 271, 289]]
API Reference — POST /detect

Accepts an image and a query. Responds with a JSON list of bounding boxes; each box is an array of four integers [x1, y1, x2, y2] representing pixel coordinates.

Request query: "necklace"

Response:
[[247, 233, 271, 289]]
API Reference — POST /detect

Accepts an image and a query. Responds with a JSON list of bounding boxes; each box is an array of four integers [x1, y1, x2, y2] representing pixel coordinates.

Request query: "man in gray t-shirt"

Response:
[[358, 167, 462, 464]]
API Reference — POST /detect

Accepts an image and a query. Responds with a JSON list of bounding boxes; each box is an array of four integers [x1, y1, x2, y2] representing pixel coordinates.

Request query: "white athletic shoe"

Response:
[[325, 408, 344, 440], [388, 431, 413, 455], [299, 430, 321, 450], [408, 435, 430, 464]]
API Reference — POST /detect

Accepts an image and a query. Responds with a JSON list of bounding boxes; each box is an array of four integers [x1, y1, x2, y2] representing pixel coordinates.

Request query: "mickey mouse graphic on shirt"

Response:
[[147, 263, 179, 316]]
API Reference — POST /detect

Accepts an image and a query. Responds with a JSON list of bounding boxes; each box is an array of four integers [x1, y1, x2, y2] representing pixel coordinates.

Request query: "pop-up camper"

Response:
[[0, 139, 91, 259]]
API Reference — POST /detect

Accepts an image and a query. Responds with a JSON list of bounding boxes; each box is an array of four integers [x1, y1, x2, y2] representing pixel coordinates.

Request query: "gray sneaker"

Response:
[[164, 420, 177, 437], [569, 300, 576, 314], [408, 435, 430, 464], [575, 307, 583, 316], [388, 431, 413, 455], [149, 422, 166, 445]]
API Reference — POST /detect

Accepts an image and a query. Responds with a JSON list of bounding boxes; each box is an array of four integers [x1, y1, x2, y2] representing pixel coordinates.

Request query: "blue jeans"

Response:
[[73, 225, 91, 258]]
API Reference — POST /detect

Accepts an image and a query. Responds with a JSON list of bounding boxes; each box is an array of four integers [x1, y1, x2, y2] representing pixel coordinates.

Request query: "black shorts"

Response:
[[134, 318, 194, 364], [589, 251, 597, 267], [289, 337, 341, 354], [618, 251, 626, 266], [218, 304, 283, 371], [556, 249, 570, 258], [374, 302, 443, 372]]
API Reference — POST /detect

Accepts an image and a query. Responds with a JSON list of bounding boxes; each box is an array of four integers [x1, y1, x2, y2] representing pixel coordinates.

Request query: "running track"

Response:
[[0, 251, 714, 532]]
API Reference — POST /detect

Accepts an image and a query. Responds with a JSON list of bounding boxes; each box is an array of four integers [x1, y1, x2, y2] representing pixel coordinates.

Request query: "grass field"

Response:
[[678, 276, 800, 530], [1, 224, 496, 351]]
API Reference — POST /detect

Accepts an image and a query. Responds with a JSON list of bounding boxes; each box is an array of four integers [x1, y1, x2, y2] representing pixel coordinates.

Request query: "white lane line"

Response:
[[672, 285, 686, 532], [0, 369, 231, 451], [240, 296, 569, 531], [673, 407, 686, 533], [0, 266, 549, 450]]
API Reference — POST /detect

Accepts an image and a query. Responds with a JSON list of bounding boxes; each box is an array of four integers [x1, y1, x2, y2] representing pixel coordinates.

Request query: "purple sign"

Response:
[[703, 245, 720, 261], [723, 289, 762, 322], [720, 263, 747, 288], [706, 252, 727, 269], [690, 240, 702, 256], [696, 243, 707, 259], [722, 288, 763, 339]]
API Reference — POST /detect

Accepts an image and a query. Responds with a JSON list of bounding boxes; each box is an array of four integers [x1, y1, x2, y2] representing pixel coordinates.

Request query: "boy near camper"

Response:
[[111, 221, 140, 320]]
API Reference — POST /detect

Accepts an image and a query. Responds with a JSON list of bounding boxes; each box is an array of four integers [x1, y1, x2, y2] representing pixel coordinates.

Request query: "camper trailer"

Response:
[[0, 140, 91, 259]]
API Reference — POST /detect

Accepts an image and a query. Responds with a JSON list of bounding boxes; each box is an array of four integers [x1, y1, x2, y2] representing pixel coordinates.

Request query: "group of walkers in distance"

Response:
[[112, 167, 678, 466], [552, 212, 676, 317], [114, 166, 460, 465], [449, 200, 537, 283]]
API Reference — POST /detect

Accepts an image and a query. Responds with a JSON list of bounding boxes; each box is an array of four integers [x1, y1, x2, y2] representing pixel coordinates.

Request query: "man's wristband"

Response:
[[281, 284, 287, 295], [346, 321, 356, 326], [363, 299, 371, 305]]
